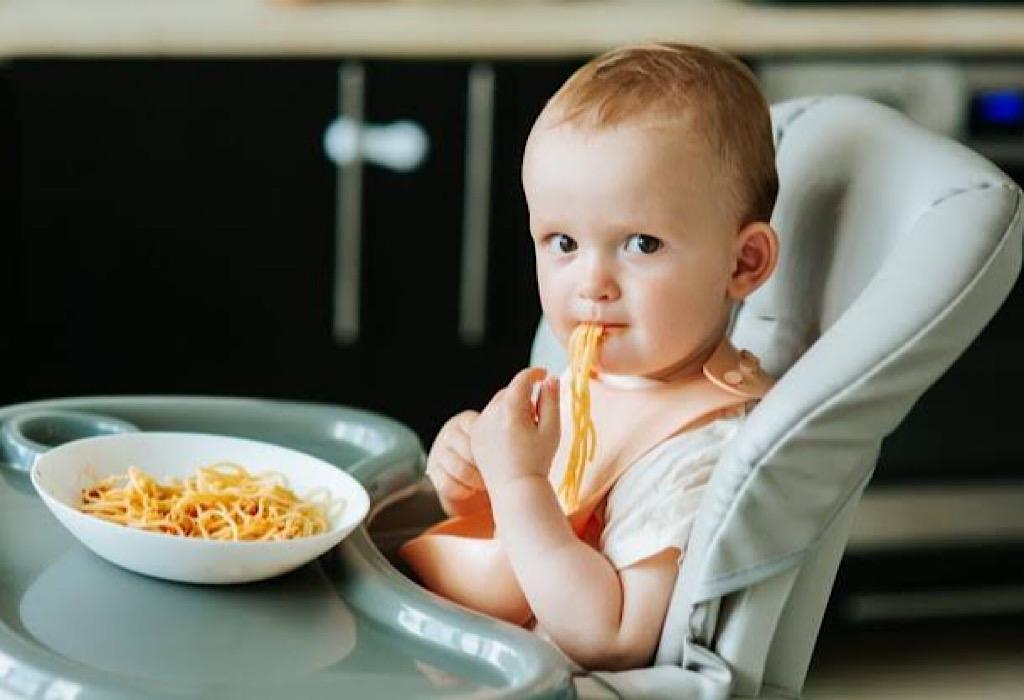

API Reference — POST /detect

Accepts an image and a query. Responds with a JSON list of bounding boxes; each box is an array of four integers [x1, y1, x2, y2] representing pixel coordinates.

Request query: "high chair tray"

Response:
[[0, 396, 573, 700]]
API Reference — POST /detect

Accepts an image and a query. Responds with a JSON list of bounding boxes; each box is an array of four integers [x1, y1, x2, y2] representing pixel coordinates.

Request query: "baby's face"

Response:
[[523, 120, 741, 379]]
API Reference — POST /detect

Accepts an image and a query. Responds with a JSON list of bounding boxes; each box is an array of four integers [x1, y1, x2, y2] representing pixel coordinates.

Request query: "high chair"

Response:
[[528, 95, 1023, 698]]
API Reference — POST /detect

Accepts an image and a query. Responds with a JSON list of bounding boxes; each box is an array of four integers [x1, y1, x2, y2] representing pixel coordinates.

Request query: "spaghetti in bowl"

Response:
[[29, 432, 370, 584]]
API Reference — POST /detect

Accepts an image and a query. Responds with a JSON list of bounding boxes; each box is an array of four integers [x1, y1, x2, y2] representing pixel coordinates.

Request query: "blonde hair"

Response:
[[537, 42, 778, 226]]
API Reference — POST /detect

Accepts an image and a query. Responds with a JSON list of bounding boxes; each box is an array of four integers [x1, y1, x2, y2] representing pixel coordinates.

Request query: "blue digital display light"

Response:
[[978, 89, 1024, 126]]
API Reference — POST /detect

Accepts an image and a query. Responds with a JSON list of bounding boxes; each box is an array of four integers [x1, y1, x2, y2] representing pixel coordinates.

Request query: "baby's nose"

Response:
[[576, 252, 621, 302], [581, 288, 616, 302], [578, 277, 620, 302]]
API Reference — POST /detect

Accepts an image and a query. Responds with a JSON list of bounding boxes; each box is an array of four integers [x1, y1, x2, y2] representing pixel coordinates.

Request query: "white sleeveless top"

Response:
[[594, 371, 750, 570]]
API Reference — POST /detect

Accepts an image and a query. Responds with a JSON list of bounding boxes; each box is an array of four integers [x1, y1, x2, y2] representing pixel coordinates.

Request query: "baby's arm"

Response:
[[470, 368, 680, 670], [489, 476, 679, 670]]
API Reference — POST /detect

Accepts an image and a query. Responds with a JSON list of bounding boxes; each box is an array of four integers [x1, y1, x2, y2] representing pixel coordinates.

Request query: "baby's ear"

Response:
[[727, 221, 779, 301]]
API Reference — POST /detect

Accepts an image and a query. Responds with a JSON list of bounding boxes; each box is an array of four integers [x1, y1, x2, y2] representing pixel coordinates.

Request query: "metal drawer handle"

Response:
[[325, 118, 429, 173]]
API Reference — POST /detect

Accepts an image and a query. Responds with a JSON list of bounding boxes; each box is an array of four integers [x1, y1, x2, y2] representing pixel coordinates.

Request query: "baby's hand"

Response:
[[425, 410, 490, 518], [471, 368, 560, 492]]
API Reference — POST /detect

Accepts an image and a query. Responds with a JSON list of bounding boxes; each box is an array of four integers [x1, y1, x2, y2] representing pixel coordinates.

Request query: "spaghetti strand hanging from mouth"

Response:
[[558, 322, 604, 510]]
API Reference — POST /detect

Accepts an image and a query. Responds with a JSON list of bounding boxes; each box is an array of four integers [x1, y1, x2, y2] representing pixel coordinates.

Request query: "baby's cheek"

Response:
[[536, 291, 561, 327], [633, 316, 690, 369], [540, 291, 575, 342]]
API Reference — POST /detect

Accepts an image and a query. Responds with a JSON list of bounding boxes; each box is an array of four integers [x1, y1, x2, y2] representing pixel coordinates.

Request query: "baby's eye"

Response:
[[546, 234, 578, 255], [625, 233, 663, 255]]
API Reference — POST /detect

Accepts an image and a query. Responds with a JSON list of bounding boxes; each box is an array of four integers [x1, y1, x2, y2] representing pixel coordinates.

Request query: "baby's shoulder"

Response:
[[661, 403, 749, 450]]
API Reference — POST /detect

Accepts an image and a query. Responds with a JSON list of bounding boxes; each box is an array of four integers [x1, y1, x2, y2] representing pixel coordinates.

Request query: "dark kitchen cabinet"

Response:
[[1, 60, 344, 401]]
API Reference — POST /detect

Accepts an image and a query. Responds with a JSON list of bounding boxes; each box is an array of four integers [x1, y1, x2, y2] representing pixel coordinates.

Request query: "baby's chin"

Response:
[[591, 350, 651, 377]]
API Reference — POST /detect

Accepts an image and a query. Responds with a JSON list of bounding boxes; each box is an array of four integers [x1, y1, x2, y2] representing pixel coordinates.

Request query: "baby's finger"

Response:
[[452, 410, 479, 434], [431, 469, 478, 504], [444, 486, 491, 519], [426, 455, 475, 493], [439, 445, 485, 491], [444, 419, 474, 461], [481, 387, 508, 415], [536, 375, 561, 436], [506, 367, 548, 418]]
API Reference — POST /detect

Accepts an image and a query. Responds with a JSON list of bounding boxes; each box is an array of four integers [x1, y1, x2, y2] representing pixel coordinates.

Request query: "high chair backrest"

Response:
[[530, 95, 1022, 699]]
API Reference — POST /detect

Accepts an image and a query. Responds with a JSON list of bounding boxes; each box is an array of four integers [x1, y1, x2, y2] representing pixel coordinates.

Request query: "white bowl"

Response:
[[29, 431, 371, 584]]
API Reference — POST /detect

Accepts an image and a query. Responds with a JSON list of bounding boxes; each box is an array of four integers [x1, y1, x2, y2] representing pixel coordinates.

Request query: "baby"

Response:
[[404, 43, 780, 671]]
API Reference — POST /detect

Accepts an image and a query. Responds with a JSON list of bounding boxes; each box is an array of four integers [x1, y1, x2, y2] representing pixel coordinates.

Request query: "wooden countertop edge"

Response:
[[2, 2, 1024, 58]]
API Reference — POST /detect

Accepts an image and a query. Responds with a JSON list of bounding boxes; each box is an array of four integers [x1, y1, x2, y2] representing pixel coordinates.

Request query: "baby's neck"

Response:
[[615, 333, 725, 385], [593, 371, 664, 390]]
